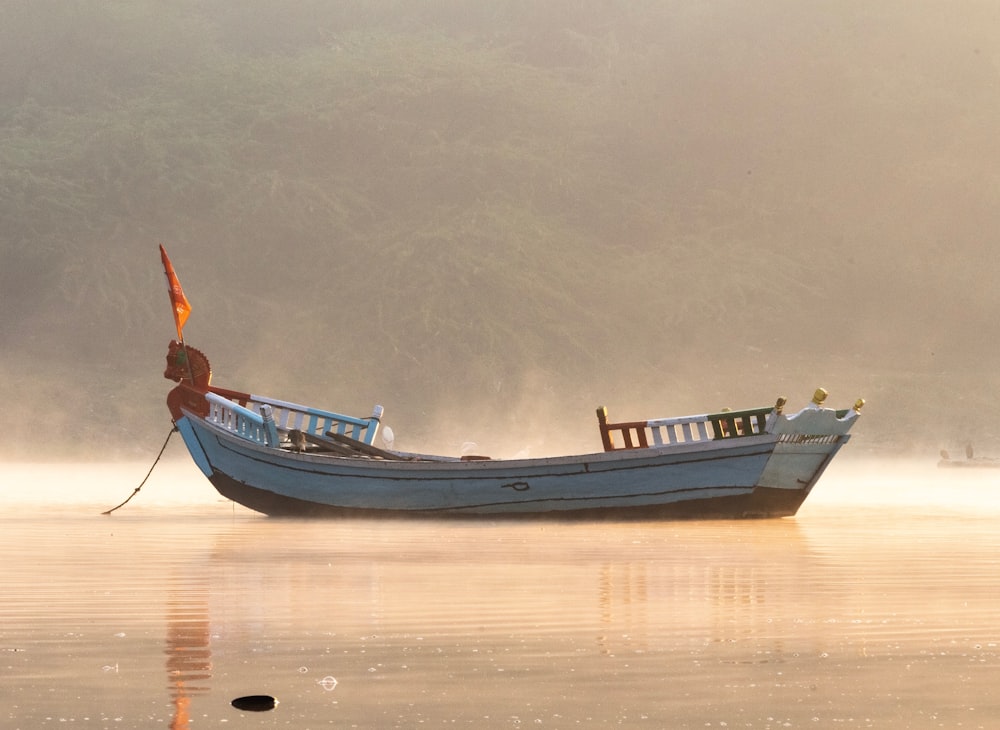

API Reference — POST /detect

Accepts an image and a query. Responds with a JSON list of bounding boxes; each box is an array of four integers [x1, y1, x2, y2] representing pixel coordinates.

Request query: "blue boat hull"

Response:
[[175, 411, 825, 519], [205, 469, 817, 520]]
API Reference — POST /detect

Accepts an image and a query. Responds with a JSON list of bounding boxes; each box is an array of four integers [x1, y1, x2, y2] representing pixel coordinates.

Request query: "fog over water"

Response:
[[8, 455, 1000, 515], [3, 2, 1000, 462]]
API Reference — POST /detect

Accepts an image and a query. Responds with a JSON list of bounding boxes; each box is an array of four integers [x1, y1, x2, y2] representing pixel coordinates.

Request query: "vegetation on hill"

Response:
[[3, 1, 1000, 459]]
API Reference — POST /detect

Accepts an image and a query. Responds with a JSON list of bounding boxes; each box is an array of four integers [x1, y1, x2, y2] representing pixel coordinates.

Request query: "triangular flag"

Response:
[[159, 244, 191, 341]]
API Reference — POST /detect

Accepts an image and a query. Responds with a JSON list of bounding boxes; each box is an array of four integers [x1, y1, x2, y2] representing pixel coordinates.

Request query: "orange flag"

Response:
[[159, 244, 191, 341]]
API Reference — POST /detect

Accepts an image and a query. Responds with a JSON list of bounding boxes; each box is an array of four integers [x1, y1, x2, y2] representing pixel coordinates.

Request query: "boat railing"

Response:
[[596, 405, 774, 452], [246, 396, 382, 445], [705, 407, 774, 440], [205, 392, 281, 447], [204, 392, 382, 448]]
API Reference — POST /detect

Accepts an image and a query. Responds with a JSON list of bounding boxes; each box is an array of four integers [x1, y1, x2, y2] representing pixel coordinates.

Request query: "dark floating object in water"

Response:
[[231, 695, 277, 712]]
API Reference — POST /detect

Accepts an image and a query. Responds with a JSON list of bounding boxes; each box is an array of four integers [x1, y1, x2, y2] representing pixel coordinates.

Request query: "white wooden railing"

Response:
[[246, 396, 383, 442], [204, 391, 382, 449], [206, 392, 280, 447], [596, 405, 774, 451]]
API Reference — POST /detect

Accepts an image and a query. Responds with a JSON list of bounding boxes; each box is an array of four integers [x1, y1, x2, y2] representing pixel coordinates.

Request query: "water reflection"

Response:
[[165, 580, 210, 730], [4, 460, 1000, 727], [597, 563, 648, 654], [198, 517, 841, 666]]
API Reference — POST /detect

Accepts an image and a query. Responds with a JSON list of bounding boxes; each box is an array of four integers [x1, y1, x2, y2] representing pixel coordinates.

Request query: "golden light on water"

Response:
[[4, 457, 1000, 727]]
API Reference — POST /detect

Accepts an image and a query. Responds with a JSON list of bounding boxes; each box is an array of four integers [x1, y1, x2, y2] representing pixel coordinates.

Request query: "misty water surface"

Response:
[[2, 458, 1000, 728]]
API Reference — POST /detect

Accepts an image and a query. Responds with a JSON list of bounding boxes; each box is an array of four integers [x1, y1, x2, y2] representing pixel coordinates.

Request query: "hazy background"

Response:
[[2, 0, 998, 460]]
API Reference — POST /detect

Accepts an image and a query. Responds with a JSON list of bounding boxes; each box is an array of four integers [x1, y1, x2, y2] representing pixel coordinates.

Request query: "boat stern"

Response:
[[754, 390, 865, 510]]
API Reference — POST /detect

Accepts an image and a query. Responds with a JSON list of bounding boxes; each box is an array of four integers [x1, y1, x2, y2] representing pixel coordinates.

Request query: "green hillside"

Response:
[[3, 1, 1000, 460]]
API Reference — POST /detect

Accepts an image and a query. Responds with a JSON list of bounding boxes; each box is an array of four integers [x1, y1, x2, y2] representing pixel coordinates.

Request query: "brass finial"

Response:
[[811, 387, 828, 406], [853, 398, 865, 412], [774, 396, 787, 414]]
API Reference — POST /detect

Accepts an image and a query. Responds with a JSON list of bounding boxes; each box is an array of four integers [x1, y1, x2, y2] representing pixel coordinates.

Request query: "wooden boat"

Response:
[[158, 246, 864, 519]]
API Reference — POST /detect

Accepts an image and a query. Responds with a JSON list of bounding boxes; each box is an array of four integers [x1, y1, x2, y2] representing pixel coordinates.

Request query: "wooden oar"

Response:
[[287, 429, 406, 460], [324, 430, 406, 459], [295, 431, 357, 456]]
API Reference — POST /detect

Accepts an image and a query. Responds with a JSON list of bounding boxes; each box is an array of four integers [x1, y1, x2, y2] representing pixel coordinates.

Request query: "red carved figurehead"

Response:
[[165, 340, 214, 421], [164, 340, 212, 388]]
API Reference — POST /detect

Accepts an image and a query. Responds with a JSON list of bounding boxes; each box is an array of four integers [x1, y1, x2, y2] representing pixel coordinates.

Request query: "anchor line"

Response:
[[101, 426, 178, 515]]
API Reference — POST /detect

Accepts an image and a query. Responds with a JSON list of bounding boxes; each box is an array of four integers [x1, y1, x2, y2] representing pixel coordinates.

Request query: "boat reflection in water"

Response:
[[199, 518, 824, 666]]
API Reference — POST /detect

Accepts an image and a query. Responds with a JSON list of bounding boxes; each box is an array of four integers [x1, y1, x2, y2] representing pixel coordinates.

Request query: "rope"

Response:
[[101, 426, 178, 515]]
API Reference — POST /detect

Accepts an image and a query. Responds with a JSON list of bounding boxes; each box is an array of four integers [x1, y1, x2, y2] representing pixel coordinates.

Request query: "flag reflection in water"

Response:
[[164, 580, 211, 730]]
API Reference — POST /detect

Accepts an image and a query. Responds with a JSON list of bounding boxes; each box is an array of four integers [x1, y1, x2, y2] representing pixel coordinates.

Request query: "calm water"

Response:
[[2, 458, 999, 729]]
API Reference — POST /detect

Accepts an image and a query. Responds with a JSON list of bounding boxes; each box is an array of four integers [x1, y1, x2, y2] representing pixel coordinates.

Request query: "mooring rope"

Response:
[[101, 426, 178, 515]]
